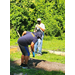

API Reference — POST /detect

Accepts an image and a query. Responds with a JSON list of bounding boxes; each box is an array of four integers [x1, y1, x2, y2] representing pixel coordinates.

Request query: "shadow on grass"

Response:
[[10, 58, 65, 75], [10, 61, 21, 75], [42, 51, 48, 55], [28, 58, 46, 67]]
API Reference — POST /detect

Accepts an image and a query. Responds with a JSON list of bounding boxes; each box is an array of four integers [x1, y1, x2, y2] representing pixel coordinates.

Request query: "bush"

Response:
[[57, 33, 65, 40], [10, 29, 18, 39], [10, 0, 65, 37], [43, 36, 54, 41], [43, 33, 65, 41]]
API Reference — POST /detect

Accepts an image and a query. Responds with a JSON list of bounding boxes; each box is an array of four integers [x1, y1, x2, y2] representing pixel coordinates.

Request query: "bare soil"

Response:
[[10, 58, 65, 73]]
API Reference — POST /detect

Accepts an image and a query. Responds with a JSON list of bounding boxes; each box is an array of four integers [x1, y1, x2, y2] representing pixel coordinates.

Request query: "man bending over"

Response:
[[18, 31, 42, 69]]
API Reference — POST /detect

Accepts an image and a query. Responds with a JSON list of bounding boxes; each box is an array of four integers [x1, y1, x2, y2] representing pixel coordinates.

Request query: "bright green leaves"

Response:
[[10, 0, 65, 38]]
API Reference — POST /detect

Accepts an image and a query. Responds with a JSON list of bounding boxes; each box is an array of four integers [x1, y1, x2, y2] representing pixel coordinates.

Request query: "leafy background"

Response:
[[10, 0, 65, 39]]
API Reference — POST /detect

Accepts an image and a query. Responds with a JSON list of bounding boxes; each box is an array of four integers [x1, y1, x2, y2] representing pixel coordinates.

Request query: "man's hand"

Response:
[[36, 25, 45, 32], [36, 25, 40, 28], [22, 31, 26, 36], [32, 52, 35, 57]]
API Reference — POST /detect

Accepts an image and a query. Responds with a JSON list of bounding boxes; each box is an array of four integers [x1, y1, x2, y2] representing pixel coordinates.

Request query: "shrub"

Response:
[[43, 36, 53, 41], [10, 0, 65, 37], [10, 29, 18, 39], [57, 33, 65, 40]]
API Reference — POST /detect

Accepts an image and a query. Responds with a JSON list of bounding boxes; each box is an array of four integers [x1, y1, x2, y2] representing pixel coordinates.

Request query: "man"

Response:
[[34, 18, 45, 55], [18, 31, 42, 69]]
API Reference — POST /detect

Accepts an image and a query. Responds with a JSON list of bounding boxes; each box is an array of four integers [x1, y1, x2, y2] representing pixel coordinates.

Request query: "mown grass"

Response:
[[10, 37, 65, 75], [10, 50, 65, 64], [31, 50, 65, 64], [10, 38, 19, 46], [10, 65, 65, 75], [10, 50, 65, 75], [42, 39, 65, 52], [10, 38, 65, 52]]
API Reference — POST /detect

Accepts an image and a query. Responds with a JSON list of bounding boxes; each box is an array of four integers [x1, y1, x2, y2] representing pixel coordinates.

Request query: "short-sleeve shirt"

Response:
[[18, 32, 37, 46]]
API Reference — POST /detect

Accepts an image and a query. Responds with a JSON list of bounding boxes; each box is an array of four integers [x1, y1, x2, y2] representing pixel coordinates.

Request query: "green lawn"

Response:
[[10, 38, 65, 75], [10, 38, 19, 46], [10, 65, 65, 75], [10, 50, 65, 64], [10, 38, 65, 52], [42, 39, 65, 52], [10, 50, 65, 75], [10, 38, 65, 64], [31, 50, 65, 64]]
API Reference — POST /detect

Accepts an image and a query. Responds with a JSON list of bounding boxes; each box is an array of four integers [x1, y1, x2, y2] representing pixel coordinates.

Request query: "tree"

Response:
[[10, 0, 36, 36], [10, 0, 65, 38]]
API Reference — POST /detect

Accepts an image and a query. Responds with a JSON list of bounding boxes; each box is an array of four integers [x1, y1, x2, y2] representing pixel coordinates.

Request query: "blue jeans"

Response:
[[34, 33, 44, 53]]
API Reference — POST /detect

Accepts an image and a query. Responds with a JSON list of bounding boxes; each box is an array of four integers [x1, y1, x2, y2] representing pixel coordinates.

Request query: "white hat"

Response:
[[37, 18, 41, 21]]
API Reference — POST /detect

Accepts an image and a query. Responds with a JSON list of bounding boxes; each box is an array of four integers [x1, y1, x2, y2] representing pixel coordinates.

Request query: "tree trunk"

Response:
[[15, 27, 20, 37]]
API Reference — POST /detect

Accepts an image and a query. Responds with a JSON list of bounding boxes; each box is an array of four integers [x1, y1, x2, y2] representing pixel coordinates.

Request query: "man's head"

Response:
[[37, 18, 41, 24]]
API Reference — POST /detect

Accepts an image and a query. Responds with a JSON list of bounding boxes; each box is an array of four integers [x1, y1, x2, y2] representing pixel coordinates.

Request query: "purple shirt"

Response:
[[18, 31, 38, 46]]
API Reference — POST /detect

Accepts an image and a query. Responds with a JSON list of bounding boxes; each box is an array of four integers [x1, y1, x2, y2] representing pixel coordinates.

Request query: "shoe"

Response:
[[20, 63, 24, 67], [22, 64, 28, 69], [34, 51, 37, 54], [40, 52, 42, 55], [37, 52, 42, 55]]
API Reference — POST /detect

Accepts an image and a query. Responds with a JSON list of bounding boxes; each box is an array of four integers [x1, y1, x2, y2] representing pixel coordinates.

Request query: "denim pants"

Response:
[[34, 33, 44, 53]]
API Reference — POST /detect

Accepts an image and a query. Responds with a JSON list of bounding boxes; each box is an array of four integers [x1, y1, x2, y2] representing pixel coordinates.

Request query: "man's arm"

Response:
[[22, 31, 30, 36], [22, 31, 27, 36], [31, 42, 34, 52], [40, 27, 45, 32], [31, 42, 35, 57], [36, 25, 45, 32]]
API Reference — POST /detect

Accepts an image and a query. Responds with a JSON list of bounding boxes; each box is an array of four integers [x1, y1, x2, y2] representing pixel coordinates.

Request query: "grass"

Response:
[[10, 50, 65, 75], [10, 37, 65, 75], [31, 50, 65, 64], [42, 39, 65, 52], [10, 38, 19, 46], [10, 65, 65, 75], [10, 50, 65, 64], [10, 38, 65, 52]]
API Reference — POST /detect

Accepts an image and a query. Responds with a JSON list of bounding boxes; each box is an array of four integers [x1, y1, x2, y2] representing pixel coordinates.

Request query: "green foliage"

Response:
[[45, 1, 64, 36], [10, 0, 36, 35], [10, 0, 65, 37], [10, 29, 18, 39], [43, 36, 53, 41], [58, 33, 65, 40]]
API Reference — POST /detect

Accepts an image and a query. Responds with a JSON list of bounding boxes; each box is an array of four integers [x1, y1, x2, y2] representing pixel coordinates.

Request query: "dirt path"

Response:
[[11, 58, 65, 73]]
